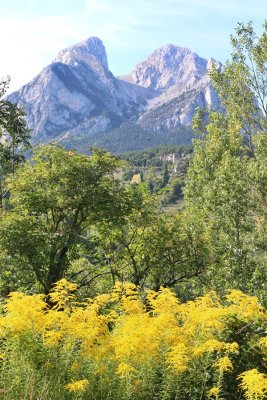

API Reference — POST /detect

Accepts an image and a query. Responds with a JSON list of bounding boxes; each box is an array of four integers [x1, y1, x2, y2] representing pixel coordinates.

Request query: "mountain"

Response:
[[7, 38, 223, 152], [121, 46, 221, 130]]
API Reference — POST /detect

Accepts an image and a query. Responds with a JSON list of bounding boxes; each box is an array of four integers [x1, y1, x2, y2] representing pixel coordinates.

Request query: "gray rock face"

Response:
[[129, 45, 208, 90], [8, 38, 149, 144], [53, 37, 109, 70], [7, 38, 222, 151], [119, 44, 222, 137]]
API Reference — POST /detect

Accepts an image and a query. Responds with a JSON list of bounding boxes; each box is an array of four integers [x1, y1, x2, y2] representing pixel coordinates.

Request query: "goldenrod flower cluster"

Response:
[[0, 280, 265, 400], [65, 379, 89, 393], [208, 386, 220, 398], [239, 369, 267, 400]]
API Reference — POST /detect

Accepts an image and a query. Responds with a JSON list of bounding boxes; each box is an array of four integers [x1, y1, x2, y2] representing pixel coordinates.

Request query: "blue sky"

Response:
[[0, 0, 266, 93]]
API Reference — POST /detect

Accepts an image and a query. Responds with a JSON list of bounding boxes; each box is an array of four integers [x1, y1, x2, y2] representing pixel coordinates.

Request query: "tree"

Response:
[[0, 77, 31, 207], [94, 195, 208, 294], [0, 145, 135, 293], [160, 163, 170, 188], [184, 21, 267, 300]]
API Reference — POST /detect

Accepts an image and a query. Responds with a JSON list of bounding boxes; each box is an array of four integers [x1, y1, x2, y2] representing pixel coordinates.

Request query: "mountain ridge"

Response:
[[7, 37, 222, 152]]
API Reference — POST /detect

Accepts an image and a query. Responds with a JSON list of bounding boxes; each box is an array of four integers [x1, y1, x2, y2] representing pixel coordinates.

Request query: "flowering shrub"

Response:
[[0, 279, 266, 399]]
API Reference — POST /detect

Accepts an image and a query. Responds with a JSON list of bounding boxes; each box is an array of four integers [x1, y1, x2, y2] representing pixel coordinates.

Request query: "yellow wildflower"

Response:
[[112, 313, 161, 362], [108, 310, 119, 322], [225, 342, 239, 354], [146, 287, 180, 316], [194, 339, 225, 356], [214, 356, 233, 373], [208, 387, 220, 398], [238, 369, 267, 400], [226, 290, 265, 320], [0, 281, 265, 399], [120, 296, 144, 314], [44, 330, 63, 347], [2, 292, 46, 335], [259, 337, 267, 351], [166, 343, 189, 373], [112, 282, 139, 300], [116, 363, 137, 378], [65, 379, 89, 393], [49, 279, 77, 310]]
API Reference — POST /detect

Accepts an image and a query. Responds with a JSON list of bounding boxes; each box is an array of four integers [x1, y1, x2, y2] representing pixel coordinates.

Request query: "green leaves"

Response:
[[0, 78, 31, 178], [184, 21, 267, 301], [0, 146, 136, 293]]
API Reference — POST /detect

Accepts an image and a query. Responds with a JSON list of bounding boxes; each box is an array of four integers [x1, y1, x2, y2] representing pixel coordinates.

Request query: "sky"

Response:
[[0, 0, 266, 93]]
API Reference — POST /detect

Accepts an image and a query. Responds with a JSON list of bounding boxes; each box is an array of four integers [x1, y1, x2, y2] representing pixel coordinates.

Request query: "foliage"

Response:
[[0, 280, 265, 399], [90, 194, 209, 294], [0, 77, 31, 206], [161, 177, 184, 205], [120, 145, 192, 167], [184, 21, 267, 301], [119, 145, 191, 208], [0, 145, 136, 293], [0, 22, 266, 395], [239, 370, 267, 400], [61, 122, 193, 154]]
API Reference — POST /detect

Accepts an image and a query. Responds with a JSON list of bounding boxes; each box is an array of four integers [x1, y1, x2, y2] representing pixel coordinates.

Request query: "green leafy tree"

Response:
[[0, 77, 31, 207], [94, 195, 208, 293], [0, 145, 134, 293], [184, 21, 267, 300], [160, 163, 170, 188]]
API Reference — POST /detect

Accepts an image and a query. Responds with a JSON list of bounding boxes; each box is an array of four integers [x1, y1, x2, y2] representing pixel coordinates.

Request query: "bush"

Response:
[[0, 280, 266, 399]]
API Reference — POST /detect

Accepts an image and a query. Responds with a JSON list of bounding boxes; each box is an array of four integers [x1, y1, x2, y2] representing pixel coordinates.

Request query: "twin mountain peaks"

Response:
[[7, 37, 223, 152]]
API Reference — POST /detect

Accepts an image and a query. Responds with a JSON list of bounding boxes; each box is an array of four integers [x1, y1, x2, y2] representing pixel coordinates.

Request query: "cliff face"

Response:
[[7, 37, 222, 151]]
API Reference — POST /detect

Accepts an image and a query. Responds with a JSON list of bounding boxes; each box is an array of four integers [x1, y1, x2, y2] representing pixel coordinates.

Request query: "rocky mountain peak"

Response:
[[53, 37, 108, 69], [7, 37, 222, 152], [130, 44, 208, 90], [151, 43, 191, 61]]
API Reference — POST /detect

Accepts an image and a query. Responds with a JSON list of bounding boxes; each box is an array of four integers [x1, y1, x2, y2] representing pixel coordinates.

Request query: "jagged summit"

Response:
[[53, 37, 109, 69], [129, 44, 208, 90], [7, 37, 222, 152]]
